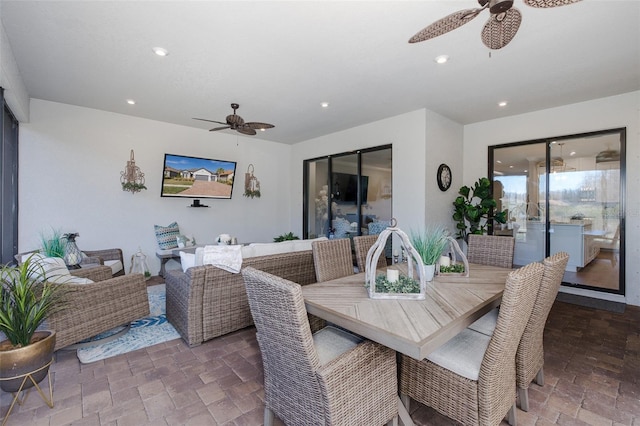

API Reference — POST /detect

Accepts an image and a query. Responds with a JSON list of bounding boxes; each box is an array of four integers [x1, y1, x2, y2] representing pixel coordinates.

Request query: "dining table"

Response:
[[301, 262, 512, 426]]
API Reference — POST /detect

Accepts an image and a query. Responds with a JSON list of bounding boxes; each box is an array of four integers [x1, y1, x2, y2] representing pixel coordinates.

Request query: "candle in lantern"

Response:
[[387, 269, 399, 283], [440, 255, 451, 267]]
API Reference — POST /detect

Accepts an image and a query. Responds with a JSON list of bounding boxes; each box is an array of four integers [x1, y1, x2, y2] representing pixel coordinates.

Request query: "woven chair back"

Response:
[[478, 261, 544, 425], [516, 252, 569, 389], [312, 238, 353, 282], [353, 235, 386, 273], [241, 267, 324, 425], [467, 234, 515, 268]]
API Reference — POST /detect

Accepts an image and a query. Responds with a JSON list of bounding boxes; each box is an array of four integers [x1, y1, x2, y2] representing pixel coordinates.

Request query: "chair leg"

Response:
[[264, 407, 275, 426], [518, 387, 530, 412], [535, 367, 544, 386], [507, 402, 517, 426], [386, 415, 399, 426]]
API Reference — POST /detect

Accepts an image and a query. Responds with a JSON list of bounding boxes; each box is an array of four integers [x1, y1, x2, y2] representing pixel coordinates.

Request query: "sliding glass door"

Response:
[[491, 129, 625, 294]]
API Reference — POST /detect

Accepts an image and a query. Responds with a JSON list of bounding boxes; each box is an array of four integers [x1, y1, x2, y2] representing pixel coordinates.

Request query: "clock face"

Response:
[[437, 164, 452, 191]]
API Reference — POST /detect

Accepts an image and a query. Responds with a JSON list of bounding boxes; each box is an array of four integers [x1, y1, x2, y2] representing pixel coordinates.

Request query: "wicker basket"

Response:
[[365, 220, 426, 300]]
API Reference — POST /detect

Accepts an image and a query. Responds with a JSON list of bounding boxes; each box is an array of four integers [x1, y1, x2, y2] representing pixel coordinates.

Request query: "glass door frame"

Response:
[[488, 128, 626, 295]]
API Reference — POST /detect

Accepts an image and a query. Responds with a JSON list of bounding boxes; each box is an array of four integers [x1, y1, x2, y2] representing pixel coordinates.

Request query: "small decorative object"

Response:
[[437, 237, 470, 277], [130, 248, 151, 280], [120, 149, 147, 194], [243, 164, 261, 198], [216, 234, 232, 245], [437, 163, 452, 191], [273, 232, 300, 242], [39, 228, 65, 258], [364, 218, 426, 300], [62, 232, 82, 268], [410, 225, 449, 282]]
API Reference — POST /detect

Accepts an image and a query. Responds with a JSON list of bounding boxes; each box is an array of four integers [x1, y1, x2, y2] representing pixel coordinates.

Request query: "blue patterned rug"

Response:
[[76, 284, 181, 364]]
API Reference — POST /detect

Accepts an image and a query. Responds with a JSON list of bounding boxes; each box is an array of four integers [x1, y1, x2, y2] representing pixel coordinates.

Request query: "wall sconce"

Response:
[[243, 164, 261, 198], [120, 149, 147, 194]]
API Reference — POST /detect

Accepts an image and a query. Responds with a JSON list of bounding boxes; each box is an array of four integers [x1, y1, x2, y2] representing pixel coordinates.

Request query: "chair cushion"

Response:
[[154, 221, 180, 249], [467, 307, 499, 337], [426, 328, 491, 381], [313, 326, 363, 365], [179, 252, 195, 272], [22, 253, 69, 281], [104, 260, 123, 275]]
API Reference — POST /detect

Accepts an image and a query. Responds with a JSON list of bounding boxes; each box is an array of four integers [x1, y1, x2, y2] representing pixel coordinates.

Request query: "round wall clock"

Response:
[[437, 163, 452, 191]]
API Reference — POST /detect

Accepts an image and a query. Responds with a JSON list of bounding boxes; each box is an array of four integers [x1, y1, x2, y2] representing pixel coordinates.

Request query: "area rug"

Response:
[[76, 284, 181, 364]]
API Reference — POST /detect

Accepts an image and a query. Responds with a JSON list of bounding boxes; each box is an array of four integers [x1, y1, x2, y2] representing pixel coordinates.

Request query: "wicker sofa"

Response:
[[165, 249, 318, 347], [46, 265, 150, 351]]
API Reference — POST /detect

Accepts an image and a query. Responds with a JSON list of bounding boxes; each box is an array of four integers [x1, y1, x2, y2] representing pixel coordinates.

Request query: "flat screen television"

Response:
[[161, 153, 237, 200], [332, 172, 368, 204]]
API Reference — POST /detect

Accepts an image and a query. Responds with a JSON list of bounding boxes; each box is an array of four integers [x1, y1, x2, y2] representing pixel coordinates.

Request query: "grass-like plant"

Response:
[[40, 228, 66, 258], [410, 225, 450, 265], [0, 255, 67, 348]]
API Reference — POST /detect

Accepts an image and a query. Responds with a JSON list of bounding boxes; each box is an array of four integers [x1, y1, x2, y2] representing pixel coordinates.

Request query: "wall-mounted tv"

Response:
[[161, 153, 237, 200], [332, 172, 369, 204]]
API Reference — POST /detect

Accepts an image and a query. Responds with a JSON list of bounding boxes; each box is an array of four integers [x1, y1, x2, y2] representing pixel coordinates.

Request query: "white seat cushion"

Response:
[[22, 253, 69, 281], [104, 260, 123, 275], [467, 307, 499, 336], [313, 326, 363, 365], [426, 328, 491, 381]]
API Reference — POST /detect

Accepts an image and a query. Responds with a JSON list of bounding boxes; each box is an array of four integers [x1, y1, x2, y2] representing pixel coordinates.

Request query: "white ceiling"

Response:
[[2, 0, 639, 145]]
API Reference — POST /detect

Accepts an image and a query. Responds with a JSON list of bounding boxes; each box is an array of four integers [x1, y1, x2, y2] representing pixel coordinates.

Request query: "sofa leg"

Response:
[[519, 387, 530, 412], [264, 407, 274, 426]]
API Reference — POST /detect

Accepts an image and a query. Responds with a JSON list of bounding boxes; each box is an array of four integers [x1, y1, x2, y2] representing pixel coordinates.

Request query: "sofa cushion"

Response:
[[154, 221, 180, 249], [180, 252, 195, 273], [243, 237, 329, 259], [104, 260, 124, 275], [20, 253, 94, 284]]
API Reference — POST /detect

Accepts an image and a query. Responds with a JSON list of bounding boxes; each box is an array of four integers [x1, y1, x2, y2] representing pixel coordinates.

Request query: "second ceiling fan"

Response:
[[409, 0, 582, 50], [193, 103, 274, 136]]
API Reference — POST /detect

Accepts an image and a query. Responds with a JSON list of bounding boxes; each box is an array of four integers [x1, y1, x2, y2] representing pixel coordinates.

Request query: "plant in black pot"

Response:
[[0, 254, 68, 418], [453, 177, 507, 242]]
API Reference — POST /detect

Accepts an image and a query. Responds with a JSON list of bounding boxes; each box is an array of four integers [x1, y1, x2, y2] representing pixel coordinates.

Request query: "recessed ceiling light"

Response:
[[126, 99, 136, 105], [320, 102, 329, 108], [434, 55, 449, 64], [152, 47, 169, 57], [570, 151, 576, 156], [496, 160, 502, 164], [498, 101, 508, 107]]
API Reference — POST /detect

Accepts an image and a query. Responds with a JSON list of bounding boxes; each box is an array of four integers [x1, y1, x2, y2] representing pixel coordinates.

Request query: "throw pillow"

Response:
[[22, 253, 70, 281], [154, 221, 180, 249], [179, 251, 195, 273]]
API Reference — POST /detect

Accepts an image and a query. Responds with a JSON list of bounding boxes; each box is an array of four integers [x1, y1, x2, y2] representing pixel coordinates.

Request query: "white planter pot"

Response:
[[421, 264, 436, 282]]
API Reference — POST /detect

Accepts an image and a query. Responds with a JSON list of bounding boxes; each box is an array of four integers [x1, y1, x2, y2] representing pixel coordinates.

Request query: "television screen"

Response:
[[161, 153, 237, 199], [332, 172, 368, 204]]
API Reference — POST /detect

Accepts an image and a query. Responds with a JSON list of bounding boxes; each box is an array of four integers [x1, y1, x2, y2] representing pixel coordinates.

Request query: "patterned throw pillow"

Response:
[[154, 222, 180, 249]]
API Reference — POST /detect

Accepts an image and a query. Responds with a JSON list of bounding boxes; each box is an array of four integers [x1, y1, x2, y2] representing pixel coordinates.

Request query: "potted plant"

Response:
[[452, 177, 507, 242], [0, 255, 66, 395], [273, 232, 300, 242], [410, 224, 449, 281]]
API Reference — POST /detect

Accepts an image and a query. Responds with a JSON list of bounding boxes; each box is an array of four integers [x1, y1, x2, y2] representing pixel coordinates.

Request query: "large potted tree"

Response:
[[0, 254, 66, 399], [453, 177, 507, 243]]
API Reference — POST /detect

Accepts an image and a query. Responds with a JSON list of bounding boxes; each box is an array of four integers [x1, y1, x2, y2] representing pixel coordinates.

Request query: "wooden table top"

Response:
[[302, 263, 511, 360]]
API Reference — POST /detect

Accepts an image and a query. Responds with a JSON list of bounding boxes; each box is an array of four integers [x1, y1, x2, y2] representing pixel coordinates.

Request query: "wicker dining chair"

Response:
[[466, 252, 569, 412], [399, 261, 544, 426], [467, 234, 515, 268], [312, 238, 354, 282], [241, 267, 398, 426], [353, 235, 387, 273]]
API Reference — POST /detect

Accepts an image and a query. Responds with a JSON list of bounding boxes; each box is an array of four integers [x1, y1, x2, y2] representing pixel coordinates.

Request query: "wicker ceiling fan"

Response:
[[193, 103, 274, 136], [409, 0, 582, 50]]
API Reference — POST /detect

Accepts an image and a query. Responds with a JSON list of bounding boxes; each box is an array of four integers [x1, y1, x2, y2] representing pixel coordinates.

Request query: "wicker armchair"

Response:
[[241, 267, 398, 426], [399, 261, 544, 426], [312, 238, 354, 282], [81, 248, 125, 277], [467, 234, 515, 268], [353, 235, 387, 273]]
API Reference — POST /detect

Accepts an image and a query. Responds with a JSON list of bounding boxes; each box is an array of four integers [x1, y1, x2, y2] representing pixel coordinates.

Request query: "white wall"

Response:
[[19, 99, 293, 273], [0, 17, 29, 121], [463, 91, 640, 306]]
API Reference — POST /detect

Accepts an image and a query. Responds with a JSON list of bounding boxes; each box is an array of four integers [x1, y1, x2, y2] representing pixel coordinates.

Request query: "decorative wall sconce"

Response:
[[243, 164, 261, 198], [120, 149, 147, 193]]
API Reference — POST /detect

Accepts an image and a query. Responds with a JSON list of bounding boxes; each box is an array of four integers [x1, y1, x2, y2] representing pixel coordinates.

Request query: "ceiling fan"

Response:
[[409, 0, 582, 50], [193, 103, 274, 136]]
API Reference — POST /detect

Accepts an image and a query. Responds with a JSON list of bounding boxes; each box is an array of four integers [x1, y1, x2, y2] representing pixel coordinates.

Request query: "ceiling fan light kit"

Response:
[[193, 103, 274, 136], [410, 0, 581, 50]]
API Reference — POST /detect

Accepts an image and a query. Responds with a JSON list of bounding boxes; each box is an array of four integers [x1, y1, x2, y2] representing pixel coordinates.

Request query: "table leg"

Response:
[[398, 396, 415, 426]]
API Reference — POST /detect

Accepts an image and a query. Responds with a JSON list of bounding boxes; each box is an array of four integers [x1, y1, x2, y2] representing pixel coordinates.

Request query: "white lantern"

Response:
[[130, 248, 151, 280]]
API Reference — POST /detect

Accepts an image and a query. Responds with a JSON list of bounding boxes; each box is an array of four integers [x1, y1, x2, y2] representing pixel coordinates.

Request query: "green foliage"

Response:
[[367, 273, 420, 294], [0, 255, 68, 347], [273, 232, 300, 242], [121, 182, 147, 192], [244, 189, 261, 198], [440, 263, 465, 274], [40, 229, 65, 258], [410, 225, 449, 265], [452, 177, 507, 242]]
